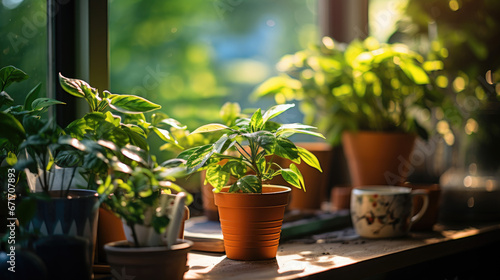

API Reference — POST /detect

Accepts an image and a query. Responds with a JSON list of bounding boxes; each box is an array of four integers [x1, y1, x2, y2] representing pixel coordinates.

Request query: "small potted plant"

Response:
[[254, 37, 447, 187], [79, 137, 194, 280], [57, 73, 186, 262], [179, 103, 324, 260], [0, 65, 100, 280]]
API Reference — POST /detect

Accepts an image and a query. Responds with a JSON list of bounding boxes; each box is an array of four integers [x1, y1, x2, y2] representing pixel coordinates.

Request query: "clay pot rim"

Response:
[[104, 239, 193, 252], [214, 185, 291, 195]]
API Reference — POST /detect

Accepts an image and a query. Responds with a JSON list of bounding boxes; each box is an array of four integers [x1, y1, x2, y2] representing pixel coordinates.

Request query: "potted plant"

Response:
[[79, 136, 194, 280], [57, 73, 186, 262], [0, 65, 101, 280], [253, 37, 446, 188], [179, 103, 324, 260]]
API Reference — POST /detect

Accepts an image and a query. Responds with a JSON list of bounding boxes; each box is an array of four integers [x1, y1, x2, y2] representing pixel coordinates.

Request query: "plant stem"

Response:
[[129, 221, 140, 247], [234, 141, 252, 164]]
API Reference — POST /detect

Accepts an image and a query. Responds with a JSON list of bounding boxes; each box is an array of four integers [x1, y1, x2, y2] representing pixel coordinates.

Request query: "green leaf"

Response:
[[277, 123, 317, 130], [274, 138, 299, 163], [297, 146, 322, 172], [221, 160, 247, 178], [243, 131, 276, 154], [0, 91, 14, 107], [276, 128, 326, 139], [24, 83, 42, 111], [121, 125, 148, 151], [281, 165, 305, 191], [121, 145, 148, 166], [0, 66, 28, 91], [400, 61, 429, 85], [213, 134, 230, 154], [31, 98, 65, 111], [5, 151, 17, 166], [55, 150, 83, 168], [160, 118, 186, 129], [262, 103, 295, 124], [250, 108, 264, 132], [184, 144, 215, 172], [59, 73, 92, 98], [191, 123, 229, 134], [0, 112, 25, 144], [108, 94, 161, 114], [234, 175, 262, 193], [152, 127, 174, 142], [205, 165, 230, 191], [22, 115, 44, 136]]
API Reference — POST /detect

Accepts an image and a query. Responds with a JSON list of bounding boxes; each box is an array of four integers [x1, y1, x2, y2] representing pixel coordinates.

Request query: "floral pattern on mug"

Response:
[[352, 193, 411, 236]]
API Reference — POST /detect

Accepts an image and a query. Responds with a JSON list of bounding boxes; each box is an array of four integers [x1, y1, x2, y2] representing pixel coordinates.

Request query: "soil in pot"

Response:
[[214, 185, 291, 260], [104, 239, 192, 280]]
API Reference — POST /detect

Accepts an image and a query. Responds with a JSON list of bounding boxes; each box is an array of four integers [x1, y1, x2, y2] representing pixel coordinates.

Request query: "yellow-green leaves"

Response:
[[262, 103, 295, 124], [281, 164, 305, 191], [231, 175, 262, 193], [297, 146, 322, 172], [59, 73, 93, 99], [191, 123, 229, 134], [108, 94, 161, 114]]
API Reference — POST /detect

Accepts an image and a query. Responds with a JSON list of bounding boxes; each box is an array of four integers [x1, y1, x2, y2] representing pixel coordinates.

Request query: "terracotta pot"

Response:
[[272, 142, 333, 211], [201, 179, 219, 221], [104, 239, 192, 280], [342, 131, 417, 187], [214, 185, 291, 260], [96, 206, 127, 263], [330, 185, 353, 211]]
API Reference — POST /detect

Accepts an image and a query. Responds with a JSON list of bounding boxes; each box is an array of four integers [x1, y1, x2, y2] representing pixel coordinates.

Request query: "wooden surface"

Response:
[[184, 223, 500, 280]]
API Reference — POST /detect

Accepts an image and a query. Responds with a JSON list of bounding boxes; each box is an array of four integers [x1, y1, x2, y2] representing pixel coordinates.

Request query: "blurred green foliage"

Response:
[[0, 0, 47, 107], [393, 0, 500, 170], [253, 36, 446, 145], [109, 0, 318, 132]]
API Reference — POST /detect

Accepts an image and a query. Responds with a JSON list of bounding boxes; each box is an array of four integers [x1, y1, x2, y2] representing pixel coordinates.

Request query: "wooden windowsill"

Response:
[[184, 223, 500, 279]]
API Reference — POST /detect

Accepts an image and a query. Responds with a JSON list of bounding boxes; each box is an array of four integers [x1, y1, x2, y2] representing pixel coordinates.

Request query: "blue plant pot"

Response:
[[27, 189, 100, 279]]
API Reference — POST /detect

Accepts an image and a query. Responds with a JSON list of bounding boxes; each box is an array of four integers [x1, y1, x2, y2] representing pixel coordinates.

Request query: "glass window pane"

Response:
[[1, 0, 47, 102], [109, 0, 318, 130]]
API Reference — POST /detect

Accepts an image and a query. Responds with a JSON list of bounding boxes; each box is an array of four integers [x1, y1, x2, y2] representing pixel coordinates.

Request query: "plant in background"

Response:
[[253, 37, 447, 145], [58, 74, 185, 189], [0, 66, 64, 168], [179, 103, 324, 193]]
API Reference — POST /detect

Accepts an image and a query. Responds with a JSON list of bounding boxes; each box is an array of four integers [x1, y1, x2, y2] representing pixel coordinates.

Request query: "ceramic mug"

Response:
[[350, 186, 429, 238]]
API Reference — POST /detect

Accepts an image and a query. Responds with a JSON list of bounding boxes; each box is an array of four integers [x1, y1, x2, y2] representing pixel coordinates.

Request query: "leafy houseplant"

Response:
[[179, 103, 324, 260], [0, 66, 100, 280], [58, 73, 184, 190], [253, 37, 447, 187], [56, 73, 189, 263], [74, 137, 195, 280], [56, 74, 194, 279]]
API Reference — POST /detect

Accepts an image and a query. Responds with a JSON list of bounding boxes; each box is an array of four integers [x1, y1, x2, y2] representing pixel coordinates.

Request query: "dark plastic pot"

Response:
[[104, 239, 193, 280]]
